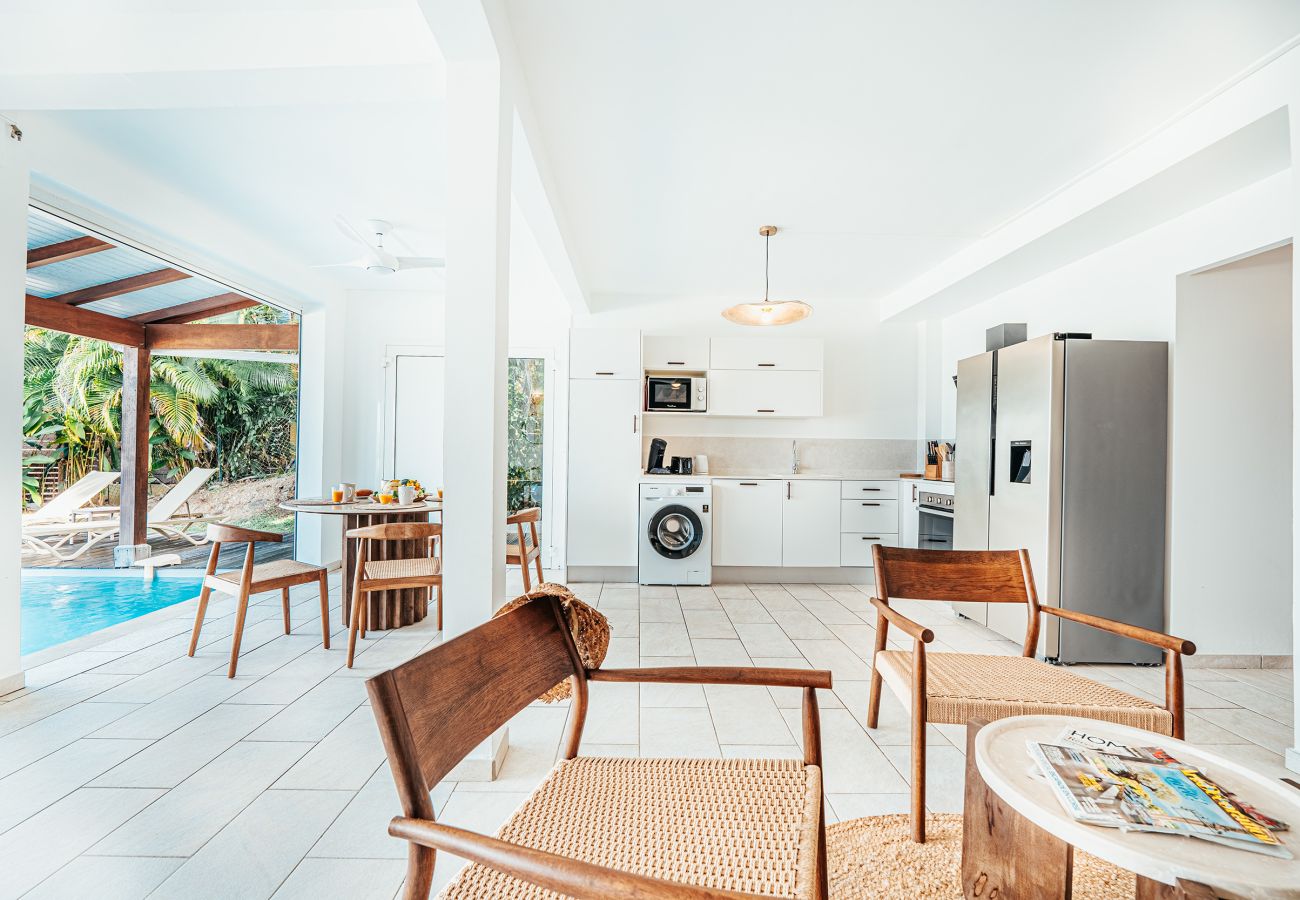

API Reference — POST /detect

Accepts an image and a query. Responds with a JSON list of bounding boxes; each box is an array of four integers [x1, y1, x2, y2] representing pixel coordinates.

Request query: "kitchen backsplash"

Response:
[[640, 435, 920, 475]]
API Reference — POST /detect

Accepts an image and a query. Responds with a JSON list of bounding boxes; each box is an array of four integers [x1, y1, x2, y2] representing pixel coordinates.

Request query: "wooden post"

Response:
[[119, 346, 151, 549]]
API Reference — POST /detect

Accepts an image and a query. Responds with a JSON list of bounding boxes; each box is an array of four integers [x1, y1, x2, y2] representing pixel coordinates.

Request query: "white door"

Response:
[[390, 354, 444, 486], [712, 479, 783, 566], [781, 479, 841, 567], [566, 378, 640, 567], [708, 370, 823, 418]]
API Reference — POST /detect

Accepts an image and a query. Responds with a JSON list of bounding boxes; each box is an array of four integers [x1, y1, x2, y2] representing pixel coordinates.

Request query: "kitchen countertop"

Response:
[[640, 470, 911, 482]]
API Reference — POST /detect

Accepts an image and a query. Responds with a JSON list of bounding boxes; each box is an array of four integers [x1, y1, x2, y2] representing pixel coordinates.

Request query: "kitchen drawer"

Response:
[[840, 480, 898, 500], [841, 499, 899, 533], [840, 533, 899, 568]]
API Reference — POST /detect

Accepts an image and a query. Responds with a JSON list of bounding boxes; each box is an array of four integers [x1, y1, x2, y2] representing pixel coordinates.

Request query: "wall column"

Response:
[[0, 122, 28, 695], [1290, 92, 1300, 775], [295, 297, 346, 567]]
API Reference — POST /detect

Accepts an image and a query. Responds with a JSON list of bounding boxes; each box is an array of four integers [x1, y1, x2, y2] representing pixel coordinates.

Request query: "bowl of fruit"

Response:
[[380, 478, 426, 504]]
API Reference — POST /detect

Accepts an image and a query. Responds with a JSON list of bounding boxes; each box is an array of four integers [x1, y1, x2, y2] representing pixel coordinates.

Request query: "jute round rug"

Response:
[[828, 814, 1135, 899]]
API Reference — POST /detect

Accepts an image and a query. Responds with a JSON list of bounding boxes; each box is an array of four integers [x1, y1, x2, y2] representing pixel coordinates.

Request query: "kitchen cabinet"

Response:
[[781, 480, 841, 567], [841, 480, 899, 500], [712, 479, 783, 566], [841, 498, 900, 533], [566, 378, 641, 567], [642, 335, 710, 371], [840, 533, 899, 568], [900, 479, 920, 549], [710, 337, 822, 371], [570, 328, 640, 380], [708, 370, 823, 418]]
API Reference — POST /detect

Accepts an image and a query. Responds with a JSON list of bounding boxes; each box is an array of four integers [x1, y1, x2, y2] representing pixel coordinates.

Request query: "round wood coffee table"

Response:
[[965, 715, 1300, 899], [281, 499, 442, 631]]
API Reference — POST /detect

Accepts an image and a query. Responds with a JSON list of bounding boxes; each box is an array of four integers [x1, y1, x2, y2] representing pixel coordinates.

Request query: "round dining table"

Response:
[[280, 498, 442, 632]]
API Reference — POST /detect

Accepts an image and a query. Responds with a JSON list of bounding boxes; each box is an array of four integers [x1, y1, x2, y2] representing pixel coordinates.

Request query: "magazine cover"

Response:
[[1029, 741, 1292, 858]]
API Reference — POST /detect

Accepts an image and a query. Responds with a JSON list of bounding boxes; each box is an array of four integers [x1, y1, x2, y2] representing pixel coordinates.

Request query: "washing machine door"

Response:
[[647, 504, 704, 560]]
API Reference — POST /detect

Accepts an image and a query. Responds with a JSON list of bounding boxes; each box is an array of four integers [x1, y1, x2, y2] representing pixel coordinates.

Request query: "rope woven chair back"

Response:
[[872, 546, 1037, 605], [367, 596, 581, 817]]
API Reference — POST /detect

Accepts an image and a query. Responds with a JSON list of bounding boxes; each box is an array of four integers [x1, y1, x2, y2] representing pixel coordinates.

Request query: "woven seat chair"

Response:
[[346, 521, 442, 668], [505, 507, 543, 592], [368, 595, 833, 899], [865, 546, 1196, 843]]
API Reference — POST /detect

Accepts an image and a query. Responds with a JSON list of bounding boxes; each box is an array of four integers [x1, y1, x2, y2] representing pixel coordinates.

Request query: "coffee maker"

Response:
[[646, 438, 670, 474]]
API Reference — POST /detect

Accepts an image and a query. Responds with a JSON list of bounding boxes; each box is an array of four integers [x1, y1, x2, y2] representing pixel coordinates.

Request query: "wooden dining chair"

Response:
[[368, 595, 832, 899], [187, 524, 331, 678], [346, 521, 442, 668], [866, 545, 1196, 843], [505, 506, 543, 591]]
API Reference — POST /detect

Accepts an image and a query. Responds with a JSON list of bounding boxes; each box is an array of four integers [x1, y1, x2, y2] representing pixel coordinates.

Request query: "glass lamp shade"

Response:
[[721, 299, 813, 326]]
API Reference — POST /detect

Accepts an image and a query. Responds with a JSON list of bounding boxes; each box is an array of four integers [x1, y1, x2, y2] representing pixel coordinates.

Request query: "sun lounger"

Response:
[[22, 470, 120, 524]]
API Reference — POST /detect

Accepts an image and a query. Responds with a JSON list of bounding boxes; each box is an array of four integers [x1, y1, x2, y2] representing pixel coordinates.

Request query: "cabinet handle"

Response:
[[738, 482, 758, 486], [861, 536, 881, 541], [786, 482, 791, 499], [666, 361, 685, 366], [595, 371, 614, 376], [757, 362, 776, 367], [861, 487, 880, 492], [861, 502, 880, 507], [912, 484, 918, 502], [756, 408, 775, 413], [632, 415, 638, 434]]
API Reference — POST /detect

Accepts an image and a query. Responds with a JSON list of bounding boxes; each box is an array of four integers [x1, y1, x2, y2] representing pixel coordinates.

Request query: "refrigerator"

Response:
[[954, 333, 1168, 664]]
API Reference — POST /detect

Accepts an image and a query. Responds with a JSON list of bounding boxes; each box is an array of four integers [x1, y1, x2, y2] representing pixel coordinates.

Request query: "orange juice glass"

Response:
[[331, 489, 344, 502], [379, 493, 392, 504]]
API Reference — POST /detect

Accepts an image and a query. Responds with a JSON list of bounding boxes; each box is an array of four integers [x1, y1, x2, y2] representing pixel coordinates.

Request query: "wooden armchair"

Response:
[[368, 596, 833, 899], [187, 523, 331, 678], [505, 507, 544, 591], [865, 546, 1195, 843]]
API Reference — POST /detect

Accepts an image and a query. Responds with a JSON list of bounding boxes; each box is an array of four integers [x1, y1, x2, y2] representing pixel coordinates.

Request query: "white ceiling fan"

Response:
[[317, 216, 444, 275]]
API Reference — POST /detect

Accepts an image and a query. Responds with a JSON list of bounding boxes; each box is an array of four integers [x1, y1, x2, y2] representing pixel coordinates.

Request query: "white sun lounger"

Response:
[[22, 470, 121, 524], [22, 467, 220, 561]]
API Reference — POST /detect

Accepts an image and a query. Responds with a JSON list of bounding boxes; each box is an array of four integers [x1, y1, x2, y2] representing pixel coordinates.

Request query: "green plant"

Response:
[[507, 358, 543, 512]]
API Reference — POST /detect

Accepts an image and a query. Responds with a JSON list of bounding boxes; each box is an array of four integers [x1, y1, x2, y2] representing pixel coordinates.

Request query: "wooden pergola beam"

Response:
[[145, 323, 299, 351], [27, 236, 114, 268], [46, 268, 191, 307], [25, 295, 146, 347], [128, 292, 259, 325]]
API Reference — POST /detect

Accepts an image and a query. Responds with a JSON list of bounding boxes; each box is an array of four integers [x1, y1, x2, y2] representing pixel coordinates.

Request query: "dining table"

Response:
[[280, 497, 442, 632]]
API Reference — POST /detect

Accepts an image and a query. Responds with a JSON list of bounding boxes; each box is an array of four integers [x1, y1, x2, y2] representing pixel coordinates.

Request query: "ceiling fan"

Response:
[[317, 217, 444, 275]]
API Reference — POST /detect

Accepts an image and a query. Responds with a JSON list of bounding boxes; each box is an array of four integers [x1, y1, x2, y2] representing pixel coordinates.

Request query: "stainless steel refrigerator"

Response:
[[954, 333, 1168, 664]]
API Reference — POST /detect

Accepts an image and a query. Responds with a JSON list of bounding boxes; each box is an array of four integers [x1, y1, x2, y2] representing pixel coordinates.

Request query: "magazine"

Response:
[[1029, 737, 1292, 858], [1052, 726, 1288, 833]]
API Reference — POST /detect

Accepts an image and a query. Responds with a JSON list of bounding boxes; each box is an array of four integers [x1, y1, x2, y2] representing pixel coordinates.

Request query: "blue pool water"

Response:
[[21, 570, 205, 654]]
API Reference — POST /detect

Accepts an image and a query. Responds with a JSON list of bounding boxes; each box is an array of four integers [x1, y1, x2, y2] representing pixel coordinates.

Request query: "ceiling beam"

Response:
[[144, 323, 299, 352], [128, 292, 259, 325], [25, 295, 146, 347], [27, 236, 113, 269], [46, 268, 191, 307]]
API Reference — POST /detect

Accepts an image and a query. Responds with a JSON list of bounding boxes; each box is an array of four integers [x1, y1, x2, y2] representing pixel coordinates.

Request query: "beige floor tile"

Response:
[[683, 609, 737, 639], [272, 858, 406, 900], [640, 707, 719, 757], [22, 855, 182, 900], [0, 738, 149, 834]]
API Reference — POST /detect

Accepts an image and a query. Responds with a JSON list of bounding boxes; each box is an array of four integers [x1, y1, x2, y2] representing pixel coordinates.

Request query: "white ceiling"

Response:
[[503, 0, 1300, 309]]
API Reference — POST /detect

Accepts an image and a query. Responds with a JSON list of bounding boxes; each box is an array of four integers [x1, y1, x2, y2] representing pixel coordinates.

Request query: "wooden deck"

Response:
[[24, 532, 296, 571]]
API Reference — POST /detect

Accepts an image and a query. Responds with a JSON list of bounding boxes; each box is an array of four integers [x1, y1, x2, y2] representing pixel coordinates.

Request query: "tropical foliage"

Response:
[[506, 357, 544, 512], [22, 323, 298, 506]]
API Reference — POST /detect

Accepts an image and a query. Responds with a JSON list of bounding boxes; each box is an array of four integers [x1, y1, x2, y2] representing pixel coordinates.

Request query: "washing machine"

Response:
[[638, 483, 712, 585]]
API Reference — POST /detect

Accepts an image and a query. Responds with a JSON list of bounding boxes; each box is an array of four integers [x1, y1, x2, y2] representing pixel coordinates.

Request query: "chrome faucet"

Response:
[[791, 439, 800, 475]]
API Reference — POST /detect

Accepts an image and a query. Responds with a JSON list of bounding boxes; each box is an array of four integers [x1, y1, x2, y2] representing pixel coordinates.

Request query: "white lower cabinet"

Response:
[[781, 480, 841, 567], [712, 479, 783, 566], [840, 499, 899, 533], [900, 479, 920, 549], [840, 533, 899, 568], [566, 378, 642, 567]]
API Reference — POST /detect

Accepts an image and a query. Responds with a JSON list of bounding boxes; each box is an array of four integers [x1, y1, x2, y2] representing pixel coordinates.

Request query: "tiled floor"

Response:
[[0, 574, 1294, 898]]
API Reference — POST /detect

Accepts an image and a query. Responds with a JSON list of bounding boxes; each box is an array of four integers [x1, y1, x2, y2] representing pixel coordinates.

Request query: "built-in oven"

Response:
[[917, 489, 954, 551], [645, 375, 707, 412]]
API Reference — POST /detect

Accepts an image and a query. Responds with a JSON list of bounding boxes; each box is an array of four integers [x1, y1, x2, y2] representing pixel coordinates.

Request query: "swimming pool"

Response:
[[21, 569, 206, 654]]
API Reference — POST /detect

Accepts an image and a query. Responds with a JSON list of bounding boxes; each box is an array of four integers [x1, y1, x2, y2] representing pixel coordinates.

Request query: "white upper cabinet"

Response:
[[642, 335, 710, 371], [710, 337, 823, 371], [709, 370, 823, 418], [781, 480, 841, 567], [570, 328, 640, 379]]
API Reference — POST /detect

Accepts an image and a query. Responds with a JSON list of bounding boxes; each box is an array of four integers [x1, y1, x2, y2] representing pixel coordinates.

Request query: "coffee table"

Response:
[[963, 715, 1300, 899]]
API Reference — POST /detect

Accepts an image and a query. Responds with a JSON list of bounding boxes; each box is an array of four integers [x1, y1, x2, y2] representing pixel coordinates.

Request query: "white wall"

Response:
[[930, 171, 1294, 657], [1173, 245, 1292, 655], [577, 295, 921, 441]]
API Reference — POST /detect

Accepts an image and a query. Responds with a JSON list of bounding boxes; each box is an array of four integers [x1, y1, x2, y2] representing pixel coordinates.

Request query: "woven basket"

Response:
[[493, 583, 610, 702]]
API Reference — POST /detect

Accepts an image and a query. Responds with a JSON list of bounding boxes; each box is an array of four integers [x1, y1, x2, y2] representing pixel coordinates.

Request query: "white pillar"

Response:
[[0, 122, 28, 696], [439, 57, 513, 779], [1289, 93, 1300, 775], [296, 297, 347, 567]]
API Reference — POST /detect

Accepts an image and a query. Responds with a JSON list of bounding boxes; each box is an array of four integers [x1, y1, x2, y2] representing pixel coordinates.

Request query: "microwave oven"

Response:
[[645, 375, 707, 412]]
